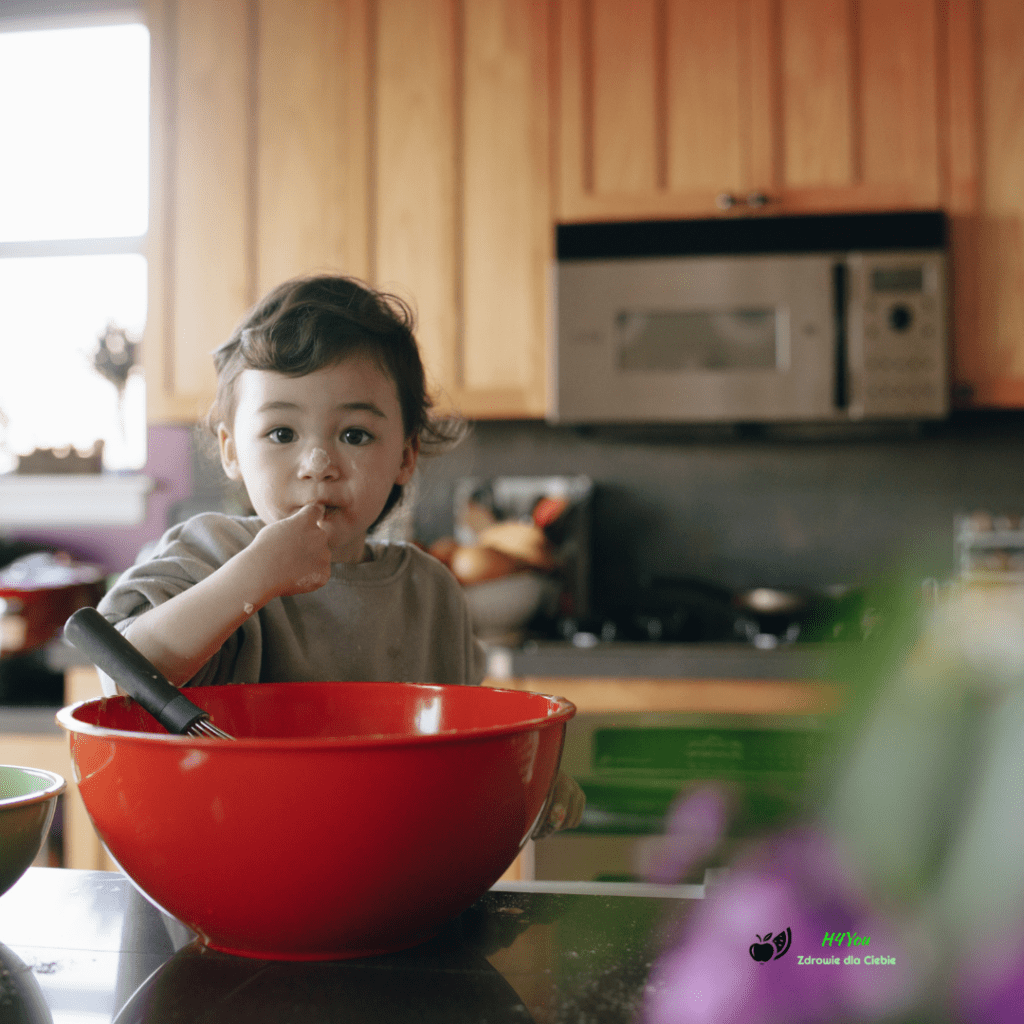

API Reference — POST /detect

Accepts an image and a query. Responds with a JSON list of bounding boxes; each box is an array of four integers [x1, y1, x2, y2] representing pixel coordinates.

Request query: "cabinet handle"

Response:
[[716, 192, 771, 210]]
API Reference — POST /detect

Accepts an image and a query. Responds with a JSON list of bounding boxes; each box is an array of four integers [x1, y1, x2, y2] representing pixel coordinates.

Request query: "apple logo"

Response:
[[749, 927, 792, 962]]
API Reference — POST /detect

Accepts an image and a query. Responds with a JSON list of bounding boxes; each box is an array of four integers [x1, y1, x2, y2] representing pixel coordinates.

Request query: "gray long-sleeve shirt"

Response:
[[97, 512, 486, 694]]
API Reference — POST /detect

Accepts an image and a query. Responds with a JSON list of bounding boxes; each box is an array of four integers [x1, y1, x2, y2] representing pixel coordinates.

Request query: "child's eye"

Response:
[[341, 427, 373, 446], [267, 427, 296, 444]]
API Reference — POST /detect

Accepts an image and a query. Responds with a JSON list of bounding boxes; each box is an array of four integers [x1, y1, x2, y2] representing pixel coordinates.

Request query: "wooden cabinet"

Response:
[[144, 0, 1023, 422], [555, 0, 952, 221], [555, 0, 1024, 408], [950, 0, 1024, 407], [144, 0, 549, 424]]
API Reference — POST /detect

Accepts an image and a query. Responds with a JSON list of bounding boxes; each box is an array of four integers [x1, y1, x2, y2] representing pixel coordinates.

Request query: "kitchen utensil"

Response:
[[0, 765, 65, 898], [63, 607, 232, 739], [56, 679, 575, 959]]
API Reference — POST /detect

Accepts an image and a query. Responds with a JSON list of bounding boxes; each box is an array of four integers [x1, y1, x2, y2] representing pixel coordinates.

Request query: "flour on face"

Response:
[[303, 447, 332, 475]]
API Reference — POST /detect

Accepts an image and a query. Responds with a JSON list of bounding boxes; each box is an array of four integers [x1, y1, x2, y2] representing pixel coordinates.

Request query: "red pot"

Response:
[[0, 553, 104, 656], [57, 680, 574, 960]]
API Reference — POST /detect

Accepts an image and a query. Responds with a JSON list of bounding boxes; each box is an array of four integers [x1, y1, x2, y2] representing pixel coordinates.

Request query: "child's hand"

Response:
[[532, 771, 586, 840], [249, 502, 332, 598]]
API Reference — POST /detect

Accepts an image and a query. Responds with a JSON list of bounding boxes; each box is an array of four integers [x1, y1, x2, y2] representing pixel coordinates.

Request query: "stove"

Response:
[[539, 576, 871, 652]]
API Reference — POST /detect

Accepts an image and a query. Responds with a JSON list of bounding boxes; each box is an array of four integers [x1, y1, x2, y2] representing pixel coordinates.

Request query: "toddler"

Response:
[[98, 274, 582, 836]]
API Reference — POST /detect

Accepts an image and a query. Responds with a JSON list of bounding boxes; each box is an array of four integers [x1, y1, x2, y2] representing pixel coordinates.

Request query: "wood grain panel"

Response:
[[170, 0, 253, 415], [779, 0, 855, 188], [944, 0, 981, 214], [590, 0, 660, 194], [945, 0, 982, 402], [554, 0, 586, 217], [665, 0, 745, 193], [4, 668, 115, 872], [859, 0, 939, 200], [746, 0, 781, 192], [461, 0, 548, 410], [497, 677, 844, 715], [255, 0, 371, 294], [975, 0, 1024, 392], [374, 0, 458, 403]]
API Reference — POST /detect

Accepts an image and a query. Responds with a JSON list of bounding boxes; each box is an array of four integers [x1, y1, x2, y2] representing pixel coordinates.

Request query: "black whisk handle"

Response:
[[63, 607, 210, 735]]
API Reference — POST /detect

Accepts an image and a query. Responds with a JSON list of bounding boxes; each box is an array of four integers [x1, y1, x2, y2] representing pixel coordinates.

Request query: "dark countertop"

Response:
[[488, 640, 844, 681], [0, 868, 701, 1023]]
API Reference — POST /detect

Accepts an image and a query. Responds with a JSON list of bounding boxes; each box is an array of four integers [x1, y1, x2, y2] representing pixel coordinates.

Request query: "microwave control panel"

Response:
[[846, 251, 947, 419]]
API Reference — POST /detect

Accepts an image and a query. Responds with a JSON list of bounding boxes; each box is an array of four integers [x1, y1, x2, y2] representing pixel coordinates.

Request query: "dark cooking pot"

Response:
[[638, 578, 864, 646], [733, 587, 810, 646]]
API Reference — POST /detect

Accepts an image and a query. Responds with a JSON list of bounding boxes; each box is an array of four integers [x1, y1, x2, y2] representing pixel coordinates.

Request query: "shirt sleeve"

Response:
[[95, 513, 264, 687]]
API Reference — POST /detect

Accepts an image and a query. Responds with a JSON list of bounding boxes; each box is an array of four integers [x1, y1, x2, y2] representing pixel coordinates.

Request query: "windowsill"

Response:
[[0, 474, 153, 528]]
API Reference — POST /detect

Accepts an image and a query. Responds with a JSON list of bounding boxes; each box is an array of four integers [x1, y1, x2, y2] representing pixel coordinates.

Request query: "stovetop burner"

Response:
[[544, 578, 870, 649]]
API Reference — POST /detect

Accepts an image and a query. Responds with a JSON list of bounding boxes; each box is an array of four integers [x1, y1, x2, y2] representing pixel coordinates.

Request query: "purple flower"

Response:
[[948, 923, 1024, 1024], [641, 828, 921, 1024], [634, 784, 733, 884]]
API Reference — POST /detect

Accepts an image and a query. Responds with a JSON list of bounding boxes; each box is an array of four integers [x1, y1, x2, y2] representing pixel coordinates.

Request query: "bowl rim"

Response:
[[0, 765, 66, 808], [55, 681, 576, 748]]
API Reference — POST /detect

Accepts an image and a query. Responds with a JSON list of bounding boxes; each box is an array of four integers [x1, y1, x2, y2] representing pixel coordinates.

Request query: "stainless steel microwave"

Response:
[[550, 212, 948, 424]]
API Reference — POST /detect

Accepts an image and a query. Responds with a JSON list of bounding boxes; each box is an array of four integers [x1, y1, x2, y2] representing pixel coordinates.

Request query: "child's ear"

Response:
[[395, 435, 419, 486], [218, 425, 243, 481]]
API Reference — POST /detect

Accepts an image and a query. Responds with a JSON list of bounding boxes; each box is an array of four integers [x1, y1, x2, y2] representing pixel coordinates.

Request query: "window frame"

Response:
[[0, 0, 154, 526]]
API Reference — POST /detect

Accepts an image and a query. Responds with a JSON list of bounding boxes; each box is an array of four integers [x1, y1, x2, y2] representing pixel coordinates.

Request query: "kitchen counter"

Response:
[[0, 868, 700, 1023], [486, 641, 847, 717], [489, 640, 844, 681]]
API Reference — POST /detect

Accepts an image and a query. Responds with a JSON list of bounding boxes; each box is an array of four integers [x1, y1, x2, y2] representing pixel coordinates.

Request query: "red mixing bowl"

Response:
[[56, 681, 574, 960]]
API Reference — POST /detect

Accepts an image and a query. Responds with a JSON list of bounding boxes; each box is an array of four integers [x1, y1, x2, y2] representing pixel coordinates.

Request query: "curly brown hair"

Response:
[[203, 274, 465, 526]]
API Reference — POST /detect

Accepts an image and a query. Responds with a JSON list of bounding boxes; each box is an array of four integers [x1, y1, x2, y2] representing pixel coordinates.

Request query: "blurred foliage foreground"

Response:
[[638, 577, 1024, 1024]]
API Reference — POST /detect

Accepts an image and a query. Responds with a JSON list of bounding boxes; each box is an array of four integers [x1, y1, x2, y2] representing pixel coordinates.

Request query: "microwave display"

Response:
[[871, 266, 924, 292], [616, 308, 780, 372]]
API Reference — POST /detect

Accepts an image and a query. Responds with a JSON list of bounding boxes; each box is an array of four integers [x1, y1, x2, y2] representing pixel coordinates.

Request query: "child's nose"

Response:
[[299, 446, 337, 479]]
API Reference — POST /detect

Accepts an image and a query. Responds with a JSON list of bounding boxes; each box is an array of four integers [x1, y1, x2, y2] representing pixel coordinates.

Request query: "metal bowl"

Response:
[[463, 571, 556, 642]]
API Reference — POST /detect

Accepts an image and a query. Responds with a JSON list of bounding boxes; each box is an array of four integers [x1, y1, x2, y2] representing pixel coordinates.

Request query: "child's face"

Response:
[[218, 354, 418, 563]]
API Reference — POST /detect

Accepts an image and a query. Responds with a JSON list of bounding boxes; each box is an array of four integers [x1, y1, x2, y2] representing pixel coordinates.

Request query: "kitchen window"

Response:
[[0, 6, 149, 477]]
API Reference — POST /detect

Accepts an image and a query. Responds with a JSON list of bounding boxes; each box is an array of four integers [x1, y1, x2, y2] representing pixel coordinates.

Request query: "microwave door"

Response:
[[553, 255, 840, 423]]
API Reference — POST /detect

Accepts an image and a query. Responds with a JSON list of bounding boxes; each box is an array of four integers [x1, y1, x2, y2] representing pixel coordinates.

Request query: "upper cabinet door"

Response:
[[776, 0, 942, 212], [146, 0, 373, 424], [145, 0, 252, 423], [556, 0, 946, 220], [375, 0, 550, 418], [557, 0, 754, 219], [953, 0, 1024, 407]]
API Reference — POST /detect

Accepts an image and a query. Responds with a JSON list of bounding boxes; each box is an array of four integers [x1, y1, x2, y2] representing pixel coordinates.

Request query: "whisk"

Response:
[[64, 607, 234, 739]]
